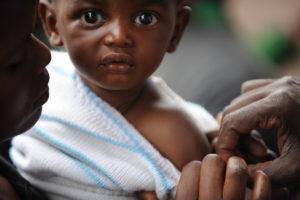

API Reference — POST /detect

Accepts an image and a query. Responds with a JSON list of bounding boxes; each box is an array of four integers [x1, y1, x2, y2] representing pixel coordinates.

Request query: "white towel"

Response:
[[10, 51, 218, 200]]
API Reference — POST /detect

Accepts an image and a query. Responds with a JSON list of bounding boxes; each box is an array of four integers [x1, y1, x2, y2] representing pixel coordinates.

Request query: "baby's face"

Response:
[[0, 0, 51, 140], [52, 0, 180, 91]]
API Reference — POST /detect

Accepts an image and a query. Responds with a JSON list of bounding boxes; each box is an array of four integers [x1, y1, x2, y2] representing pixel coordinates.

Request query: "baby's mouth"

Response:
[[99, 53, 135, 74], [99, 61, 135, 67]]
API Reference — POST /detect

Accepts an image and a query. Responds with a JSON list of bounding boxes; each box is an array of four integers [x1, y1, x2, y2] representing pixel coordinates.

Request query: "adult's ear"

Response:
[[38, 1, 63, 47], [167, 6, 191, 53]]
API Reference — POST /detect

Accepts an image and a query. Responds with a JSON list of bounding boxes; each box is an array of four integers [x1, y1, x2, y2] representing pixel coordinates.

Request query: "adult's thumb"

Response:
[[248, 154, 299, 188]]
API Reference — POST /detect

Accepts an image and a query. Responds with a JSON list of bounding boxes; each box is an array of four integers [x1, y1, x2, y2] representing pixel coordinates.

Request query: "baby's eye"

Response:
[[81, 10, 104, 25], [134, 12, 158, 26]]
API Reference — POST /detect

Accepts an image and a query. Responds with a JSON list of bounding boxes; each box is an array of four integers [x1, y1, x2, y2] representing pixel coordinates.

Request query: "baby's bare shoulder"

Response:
[[130, 77, 211, 170]]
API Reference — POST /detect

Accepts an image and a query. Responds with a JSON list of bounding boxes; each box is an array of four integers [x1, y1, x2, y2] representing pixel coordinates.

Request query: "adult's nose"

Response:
[[31, 34, 51, 70]]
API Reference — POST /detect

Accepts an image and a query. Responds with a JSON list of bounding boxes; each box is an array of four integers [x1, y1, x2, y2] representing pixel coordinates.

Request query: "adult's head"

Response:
[[0, 0, 51, 140]]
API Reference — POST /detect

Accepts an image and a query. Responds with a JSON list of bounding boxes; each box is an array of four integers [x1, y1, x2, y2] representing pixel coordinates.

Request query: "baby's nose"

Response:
[[103, 19, 134, 48]]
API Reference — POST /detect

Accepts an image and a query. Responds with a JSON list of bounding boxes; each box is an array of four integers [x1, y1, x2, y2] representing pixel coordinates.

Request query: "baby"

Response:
[[10, 0, 218, 199]]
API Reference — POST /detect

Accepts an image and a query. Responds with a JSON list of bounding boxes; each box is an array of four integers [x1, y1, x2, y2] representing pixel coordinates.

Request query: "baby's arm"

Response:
[[129, 105, 212, 170], [153, 108, 212, 170], [128, 78, 212, 170], [136, 191, 158, 200]]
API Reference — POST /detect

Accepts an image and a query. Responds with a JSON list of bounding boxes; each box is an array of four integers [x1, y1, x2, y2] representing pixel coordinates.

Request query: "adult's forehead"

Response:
[[0, 0, 32, 16], [0, 1, 36, 23], [0, 0, 37, 19], [0, 0, 27, 12], [0, 0, 36, 41]]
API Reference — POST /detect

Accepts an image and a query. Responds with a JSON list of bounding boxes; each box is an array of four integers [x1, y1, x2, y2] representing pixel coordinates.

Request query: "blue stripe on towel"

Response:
[[40, 114, 171, 191], [80, 80, 145, 152], [48, 64, 143, 151], [33, 126, 123, 191], [78, 80, 171, 191], [68, 154, 112, 191], [45, 64, 171, 191]]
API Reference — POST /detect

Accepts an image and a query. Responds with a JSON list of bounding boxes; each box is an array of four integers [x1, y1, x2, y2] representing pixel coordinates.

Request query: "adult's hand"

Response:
[[175, 154, 274, 200], [217, 76, 300, 188]]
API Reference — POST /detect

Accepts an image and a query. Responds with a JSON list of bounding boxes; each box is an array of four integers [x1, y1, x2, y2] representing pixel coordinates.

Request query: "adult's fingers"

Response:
[[241, 79, 274, 94], [224, 89, 267, 117], [175, 161, 201, 200], [224, 76, 298, 116], [248, 151, 300, 188], [199, 154, 225, 200], [271, 188, 289, 200], [239, 131, 268, 160], [217, 112, 223, 124], [217, 97, 283, 161], [241, 148, 276, 165], [205, 130, 219, 144], [251, 171, 272, 200], [235, 130, 276, 164], [222, 157, 248, 200]]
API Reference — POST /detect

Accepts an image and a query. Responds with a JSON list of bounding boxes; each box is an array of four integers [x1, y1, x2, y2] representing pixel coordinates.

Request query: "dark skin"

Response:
[[0, 0, 50, 140], [0, 177, 20, 200], [39, 1, 286, 199], [0, 0, 51, 199], [39, 0, 212, 198], [0, 1, 282, 200], [217, 76, 300, 188], [39, 0, 210, 172], [175, 154, 274, 200], [175, 76, 300, 200], [214, 76, 300, 200], [1, 1, 293, 200], [0, 0, 262, 200]]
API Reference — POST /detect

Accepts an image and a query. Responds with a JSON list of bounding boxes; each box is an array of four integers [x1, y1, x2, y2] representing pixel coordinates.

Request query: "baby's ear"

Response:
[[38, 1, 63, 47], [167, 6, 191, 53]]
